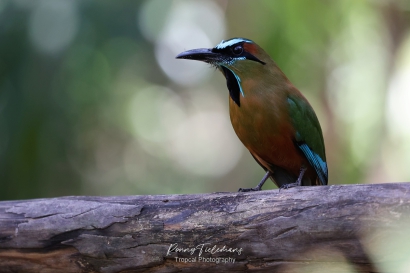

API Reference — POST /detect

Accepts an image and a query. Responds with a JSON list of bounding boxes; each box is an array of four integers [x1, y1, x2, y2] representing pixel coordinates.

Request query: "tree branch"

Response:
[[0, 183, 409, 273]]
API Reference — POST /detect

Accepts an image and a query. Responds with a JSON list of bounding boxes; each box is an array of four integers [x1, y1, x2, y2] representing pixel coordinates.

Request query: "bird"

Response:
[[176, 38, 328, 191]]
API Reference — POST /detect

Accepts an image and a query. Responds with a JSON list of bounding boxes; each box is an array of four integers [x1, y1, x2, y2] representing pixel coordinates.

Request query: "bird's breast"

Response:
[[229, 88, 305, 174]]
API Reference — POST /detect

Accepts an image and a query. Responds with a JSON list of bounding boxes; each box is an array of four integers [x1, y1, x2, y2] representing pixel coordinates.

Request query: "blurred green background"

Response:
[[0, 0, 409, 200]]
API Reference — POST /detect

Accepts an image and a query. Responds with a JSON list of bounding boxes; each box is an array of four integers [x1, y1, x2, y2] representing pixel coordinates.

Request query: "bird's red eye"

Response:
[[232, 45, 243, 55]]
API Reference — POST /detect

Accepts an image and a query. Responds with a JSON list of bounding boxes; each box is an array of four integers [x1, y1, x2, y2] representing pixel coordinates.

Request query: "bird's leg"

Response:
[[279, 166, 307, 191], [238, 171, 272, 192]]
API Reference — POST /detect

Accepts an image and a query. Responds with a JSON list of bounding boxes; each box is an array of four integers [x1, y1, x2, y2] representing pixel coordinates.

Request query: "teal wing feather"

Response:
[[287, 95, 328, 185]]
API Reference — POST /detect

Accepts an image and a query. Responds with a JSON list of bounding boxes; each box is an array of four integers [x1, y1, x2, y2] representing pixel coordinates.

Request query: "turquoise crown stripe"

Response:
[[215, 38, 253, 50]]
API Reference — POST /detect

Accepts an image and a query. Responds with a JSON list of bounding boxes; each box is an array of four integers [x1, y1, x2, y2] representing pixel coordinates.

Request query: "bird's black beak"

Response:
[[176, 48, 221, 63]]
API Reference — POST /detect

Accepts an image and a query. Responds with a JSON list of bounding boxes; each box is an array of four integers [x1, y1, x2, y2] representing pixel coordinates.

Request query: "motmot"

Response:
[[176, 38, 328, 191]]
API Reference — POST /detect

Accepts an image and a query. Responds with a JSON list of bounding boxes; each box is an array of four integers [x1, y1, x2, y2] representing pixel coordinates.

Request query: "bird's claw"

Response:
[[238, 187, 261, 192], [279, 180, 301, 192]]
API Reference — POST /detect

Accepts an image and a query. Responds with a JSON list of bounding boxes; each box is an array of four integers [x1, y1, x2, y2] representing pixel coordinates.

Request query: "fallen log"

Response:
[[0, 183, 409, 273]]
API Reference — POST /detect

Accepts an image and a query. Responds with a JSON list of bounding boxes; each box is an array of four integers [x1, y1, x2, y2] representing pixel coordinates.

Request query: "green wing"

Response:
[[287, 95, 328, 185]]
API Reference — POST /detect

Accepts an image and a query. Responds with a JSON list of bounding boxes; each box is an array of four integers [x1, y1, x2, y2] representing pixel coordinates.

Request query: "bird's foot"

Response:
[[279, 166, 307, 192], [279, 181, 300, 191], [238, 186, 262, 192], [238, 170, 272, 192]]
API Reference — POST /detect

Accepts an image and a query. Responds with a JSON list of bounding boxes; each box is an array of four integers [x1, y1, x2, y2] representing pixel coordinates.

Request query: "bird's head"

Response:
[[176, 38, 273, 106]]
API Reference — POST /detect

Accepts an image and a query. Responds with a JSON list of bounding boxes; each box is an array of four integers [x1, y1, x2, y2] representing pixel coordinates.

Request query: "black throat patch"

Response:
[[221, 66, 240, 107]]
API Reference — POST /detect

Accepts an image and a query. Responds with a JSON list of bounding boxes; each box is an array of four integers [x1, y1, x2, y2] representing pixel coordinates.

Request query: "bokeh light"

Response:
[[148, 0, 227, 85], [128, 85, 242, 177], [29, 0, 79, 55]]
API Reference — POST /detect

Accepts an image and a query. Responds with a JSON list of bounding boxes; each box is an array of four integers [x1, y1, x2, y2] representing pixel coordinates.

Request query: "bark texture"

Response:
[[0, 183, 409, 273]]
